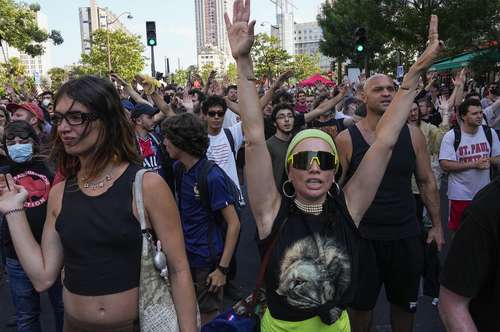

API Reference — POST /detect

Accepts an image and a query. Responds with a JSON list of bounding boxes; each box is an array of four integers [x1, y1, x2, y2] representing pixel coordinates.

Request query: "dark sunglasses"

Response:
[[287, 151, 337, 171], [51, 111, 100, 126], [207, 111, 225, 118]]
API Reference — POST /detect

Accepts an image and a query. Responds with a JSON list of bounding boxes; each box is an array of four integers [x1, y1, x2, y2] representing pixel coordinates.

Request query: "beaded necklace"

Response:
[[294, 198, 324, 215]]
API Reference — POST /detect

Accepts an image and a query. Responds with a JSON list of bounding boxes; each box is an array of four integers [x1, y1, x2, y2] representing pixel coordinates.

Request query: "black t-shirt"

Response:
[[308, 117, 346, 139], [2, 160, 54, 259], [258, 193, 360, 324], [441, 177, 500, 332]]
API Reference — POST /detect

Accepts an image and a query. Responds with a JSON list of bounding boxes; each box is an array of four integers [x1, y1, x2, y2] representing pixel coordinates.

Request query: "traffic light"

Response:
[[146, 21, 157, 46], [355, 27, 366, 53]]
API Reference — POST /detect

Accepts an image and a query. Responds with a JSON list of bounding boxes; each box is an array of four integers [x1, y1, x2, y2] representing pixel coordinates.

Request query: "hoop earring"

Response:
[[282, 180, 296, 198], [328, 182, 340, 198]]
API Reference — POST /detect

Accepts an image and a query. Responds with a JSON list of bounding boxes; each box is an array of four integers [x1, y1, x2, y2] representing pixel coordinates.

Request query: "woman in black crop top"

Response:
[[225, 2, 443, 330], [0, 76, 198, 331]]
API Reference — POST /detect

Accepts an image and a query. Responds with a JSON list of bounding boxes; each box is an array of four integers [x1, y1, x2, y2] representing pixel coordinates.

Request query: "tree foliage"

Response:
[[80, 29, 145, 81], [200, 63, 215, 83], [251, 33, 291, 80], [48, 67, 67, 91], [0, 0, 63, 57], [225, 63, 238, 84], [318, 0, 500, 75], [292, 53, 321, 81], [172, 69, 189, 86]]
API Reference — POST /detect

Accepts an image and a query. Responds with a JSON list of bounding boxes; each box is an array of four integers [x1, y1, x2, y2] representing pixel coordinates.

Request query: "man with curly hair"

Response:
[[161, 113, 241, 325]]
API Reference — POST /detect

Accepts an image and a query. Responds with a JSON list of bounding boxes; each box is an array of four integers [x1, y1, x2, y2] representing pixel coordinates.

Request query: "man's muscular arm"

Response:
[[412, 126, 444, 250], [335, 129, 353, 187]]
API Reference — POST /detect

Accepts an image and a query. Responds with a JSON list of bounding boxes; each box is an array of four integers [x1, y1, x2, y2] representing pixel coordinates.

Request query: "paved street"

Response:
[[0, 182, 450, 331]]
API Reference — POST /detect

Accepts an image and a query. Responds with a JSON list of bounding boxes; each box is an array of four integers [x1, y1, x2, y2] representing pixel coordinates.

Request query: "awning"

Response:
[[428, 48, 500, 72]]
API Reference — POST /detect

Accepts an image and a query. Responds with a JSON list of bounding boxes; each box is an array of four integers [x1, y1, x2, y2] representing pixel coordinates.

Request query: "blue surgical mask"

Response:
[[7, 143, 33, 163]]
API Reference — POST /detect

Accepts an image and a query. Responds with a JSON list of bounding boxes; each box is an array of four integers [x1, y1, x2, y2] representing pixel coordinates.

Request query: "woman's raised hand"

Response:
[[0, 174, 28, 214], [224, 0, 256, 60]]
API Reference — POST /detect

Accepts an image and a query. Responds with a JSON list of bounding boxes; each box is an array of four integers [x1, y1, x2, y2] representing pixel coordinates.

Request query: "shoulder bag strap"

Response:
[[250, 214, 289, 307], [134, 169, 148, 231]]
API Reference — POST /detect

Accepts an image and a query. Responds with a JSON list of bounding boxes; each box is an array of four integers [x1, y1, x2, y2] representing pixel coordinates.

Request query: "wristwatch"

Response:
[[217, 264, 229, 275]]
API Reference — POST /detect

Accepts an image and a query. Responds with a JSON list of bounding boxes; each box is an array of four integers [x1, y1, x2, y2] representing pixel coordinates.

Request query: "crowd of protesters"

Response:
[[0, 1, 499, 331]]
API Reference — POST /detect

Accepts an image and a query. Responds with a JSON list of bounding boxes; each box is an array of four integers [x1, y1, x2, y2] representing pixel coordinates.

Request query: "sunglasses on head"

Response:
[[207, 111, 226, 118], [287, 151, 337, 171]]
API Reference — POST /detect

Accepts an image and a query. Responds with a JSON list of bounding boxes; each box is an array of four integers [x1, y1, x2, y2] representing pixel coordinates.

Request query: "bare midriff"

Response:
[[62, 287, 139, 326]]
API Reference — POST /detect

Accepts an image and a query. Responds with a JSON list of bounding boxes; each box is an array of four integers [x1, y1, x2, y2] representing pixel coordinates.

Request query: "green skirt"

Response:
[[261, 308, 350, 332]]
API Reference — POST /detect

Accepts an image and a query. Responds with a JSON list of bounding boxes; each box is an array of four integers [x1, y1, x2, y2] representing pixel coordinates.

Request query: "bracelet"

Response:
[[4, 208, 25, 217]]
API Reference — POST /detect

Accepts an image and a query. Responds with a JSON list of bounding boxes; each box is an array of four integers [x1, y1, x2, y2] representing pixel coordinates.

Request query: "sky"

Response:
[[36, 0, 325, 71]]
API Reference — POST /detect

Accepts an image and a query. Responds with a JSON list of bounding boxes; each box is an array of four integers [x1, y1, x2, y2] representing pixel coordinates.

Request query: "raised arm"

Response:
[[225, 0, 281, 238], [0, 175, 64, 292], [450, 69, 466, 107], [259, 70, 294, 109], [111, 74, 152, 106], [304, 85, 347, 123], [344, 15, 444, 224], [202, 70, 216, 96], [224, 96, 241, 116]]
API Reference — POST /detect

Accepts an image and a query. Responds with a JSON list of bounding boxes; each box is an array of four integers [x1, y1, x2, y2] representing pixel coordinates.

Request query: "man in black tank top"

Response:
[[336, 74, 444, 332]]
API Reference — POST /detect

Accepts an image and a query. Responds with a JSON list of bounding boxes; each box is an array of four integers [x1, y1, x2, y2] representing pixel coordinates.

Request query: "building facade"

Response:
[[294, 21, 332, 72], [79, 0, 131, 55], [194, 0, 234, 72]]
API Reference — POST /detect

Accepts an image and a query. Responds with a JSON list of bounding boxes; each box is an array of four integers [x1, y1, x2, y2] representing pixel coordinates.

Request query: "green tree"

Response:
[[0, 57, 27, 94], [80, 29, 145, 81], [200, 63, 215, 83], [251, 33, 291, 81], [291, 53, 321, 81], [48, 67, 68, 91], [0, 0, 63, 58], [318, 0, 500, 75], [172, 69, 189, 86], [225, 63, 238, 84]]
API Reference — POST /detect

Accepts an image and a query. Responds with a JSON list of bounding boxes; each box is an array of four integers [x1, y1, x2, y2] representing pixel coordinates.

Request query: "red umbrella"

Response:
[[299, 73, 336, 87]]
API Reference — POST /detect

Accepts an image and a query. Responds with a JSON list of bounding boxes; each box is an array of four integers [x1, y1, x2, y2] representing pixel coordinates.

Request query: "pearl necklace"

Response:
[[294, 199, 324, 215]]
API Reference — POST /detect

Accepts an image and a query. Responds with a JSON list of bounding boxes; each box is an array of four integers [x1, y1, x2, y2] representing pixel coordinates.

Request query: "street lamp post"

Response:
[[106, 11, 133, 73]]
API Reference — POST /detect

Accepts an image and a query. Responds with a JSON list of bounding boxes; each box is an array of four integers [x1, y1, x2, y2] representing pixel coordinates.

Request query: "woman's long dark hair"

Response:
[[50, 75, 141, 179]]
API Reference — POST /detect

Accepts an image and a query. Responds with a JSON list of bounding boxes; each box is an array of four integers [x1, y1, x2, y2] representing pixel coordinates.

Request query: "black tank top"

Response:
[[345, 124, 418, 240], [259, 192, 360, 324], [55, 164, 143, 296]]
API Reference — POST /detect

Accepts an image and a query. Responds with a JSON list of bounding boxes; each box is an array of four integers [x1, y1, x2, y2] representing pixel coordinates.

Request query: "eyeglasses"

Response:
[[276, 114, 294, 120], [287, 151, 337, 171], [207, 111, 225, 118], [51, 111, 99, 126]]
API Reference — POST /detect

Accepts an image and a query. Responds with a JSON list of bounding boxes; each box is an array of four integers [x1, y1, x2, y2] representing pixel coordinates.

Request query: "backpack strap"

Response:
[[453, 126, 461, 152], [223, 128, 236, 157], [148, 132, 161, 146], [173, 162, 185, 207], [195, 159, 220, 264], [482, 125, 493, 157]]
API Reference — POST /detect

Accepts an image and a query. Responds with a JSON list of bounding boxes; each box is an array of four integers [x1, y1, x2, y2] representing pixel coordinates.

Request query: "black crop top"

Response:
[[55, 164, 143, 296]]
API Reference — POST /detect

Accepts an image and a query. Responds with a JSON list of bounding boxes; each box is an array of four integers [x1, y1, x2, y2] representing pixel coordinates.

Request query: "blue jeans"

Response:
[[6, 257, 64, 332]]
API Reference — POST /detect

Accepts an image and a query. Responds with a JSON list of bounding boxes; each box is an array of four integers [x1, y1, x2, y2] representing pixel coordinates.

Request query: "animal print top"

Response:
[[259, 192, 360, 324]]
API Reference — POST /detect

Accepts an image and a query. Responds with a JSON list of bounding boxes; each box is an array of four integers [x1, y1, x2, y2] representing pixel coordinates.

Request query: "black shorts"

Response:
[[349, 236, 424, 313], [191, 267, 223, 314]]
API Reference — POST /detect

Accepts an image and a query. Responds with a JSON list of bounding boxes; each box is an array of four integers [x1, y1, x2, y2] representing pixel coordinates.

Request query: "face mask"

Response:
[[42, 99, 51, 107], [7, 143, 33, 163]]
